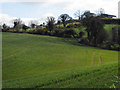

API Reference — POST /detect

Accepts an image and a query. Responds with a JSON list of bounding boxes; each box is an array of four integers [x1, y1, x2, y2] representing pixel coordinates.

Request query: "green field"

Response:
[[2, 32, 118, 88]]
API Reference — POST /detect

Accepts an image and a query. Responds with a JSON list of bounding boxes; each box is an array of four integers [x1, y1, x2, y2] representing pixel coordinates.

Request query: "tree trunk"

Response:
[[94, 35, 97, 47], [63, 23, 66, 28], [87, 31, 90, 42]]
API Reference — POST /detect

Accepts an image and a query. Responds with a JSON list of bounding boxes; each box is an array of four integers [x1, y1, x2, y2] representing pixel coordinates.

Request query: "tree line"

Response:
[[1, 9, 119, 51]]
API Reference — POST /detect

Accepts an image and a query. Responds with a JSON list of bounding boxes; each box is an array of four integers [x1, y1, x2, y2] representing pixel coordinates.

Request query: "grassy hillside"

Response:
[[2, 32, 118, 88]]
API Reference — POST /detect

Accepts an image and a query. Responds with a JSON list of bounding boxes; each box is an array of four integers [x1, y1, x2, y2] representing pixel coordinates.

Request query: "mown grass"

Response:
[[2, 32, 118, 88]]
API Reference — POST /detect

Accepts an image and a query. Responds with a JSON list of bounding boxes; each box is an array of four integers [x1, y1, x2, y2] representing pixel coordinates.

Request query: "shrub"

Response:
[[112, 44, 120, 51], [96, 29, 108, 44], [22, 24, 29, 31], [79, 31, 85, 38], [2, 24, 9, 32], [66, 23, 81, 28], [64, 29, 77, 38], [66, 25, 71, 28], [53, 30, 64, 37], [112, 27, 118, 43], [28, 28, 48, 35], [78, 38, 89, 45], [118, 27, 120, 45], [102, 41, 114, 50]]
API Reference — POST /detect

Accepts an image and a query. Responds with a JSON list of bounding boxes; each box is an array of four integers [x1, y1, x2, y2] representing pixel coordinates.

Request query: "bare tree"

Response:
[[13, 18, 22, 28], [29, 20, 38, 28], [95, 8, 105, 16], [13, 18, 23, 32], [46, 16, 56, 32], [74, 10, 83, 21]]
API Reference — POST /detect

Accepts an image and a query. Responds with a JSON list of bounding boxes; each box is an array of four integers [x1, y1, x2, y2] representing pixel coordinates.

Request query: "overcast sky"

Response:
[[0, 0, 119, 26]]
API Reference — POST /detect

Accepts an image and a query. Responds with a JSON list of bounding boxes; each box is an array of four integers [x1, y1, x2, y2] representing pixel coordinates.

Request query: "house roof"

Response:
[[101, 14, 116, 18]]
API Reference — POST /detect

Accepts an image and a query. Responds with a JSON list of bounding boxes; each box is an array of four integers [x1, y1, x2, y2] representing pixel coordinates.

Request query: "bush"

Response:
[[36, 29, 48, 35], [53, 28, 76, 38], [102, 19, 120, 24], [79, 31, 85, 38], [97, 29, 108, 44], [28, 28, 48, 35], [54, 30, 60, 35], [53, 30, 64, 37], [101, 41, 114, 50], [112, 44, 120, 51], [66, 23, 81, 28], [112, 27, 118, 43], [64, 29, 76, 38], [78, 38, 89, 45]]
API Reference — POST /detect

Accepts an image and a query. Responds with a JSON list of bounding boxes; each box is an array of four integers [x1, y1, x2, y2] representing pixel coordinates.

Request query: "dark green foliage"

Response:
[[22, 24, 29, 31], [100, 41, 120, 51], [57, 21, 61, 28], [78, 38, 89, 45], [28, 29, 48, 35], [58, 14, 72, 27], [81, 11, 94, 42], [66, 23, 81, 28], [53, 30, 65, 37], [43, 22, 45, 26], [53, 30, 60, 36], [57, 20, 61, 24], [81, 11, 107, 46], [2, 24, 8, 32], [64, 29, 76, 38], [31, 23, 36, 28], [53, 29, 76, 38], [91, 17, 107, 45], [79, 31, 85, 38], [102, 41, 114, 50], [13, 19, 22, 32], [13, 19, 22, 28], [112, 27, 118, 43], [40, 24, 43, 27], [102, 19, 120, 24], [118, 27, 120, 45], [96, 29, 108, 45], [13, 19, 21, 28]]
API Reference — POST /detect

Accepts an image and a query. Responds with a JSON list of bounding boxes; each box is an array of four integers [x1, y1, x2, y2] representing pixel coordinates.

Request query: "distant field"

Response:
[[72, 24, 119, 38], [2, 32, 118, 88]]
